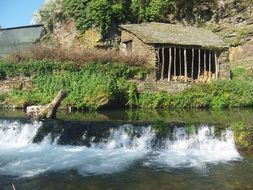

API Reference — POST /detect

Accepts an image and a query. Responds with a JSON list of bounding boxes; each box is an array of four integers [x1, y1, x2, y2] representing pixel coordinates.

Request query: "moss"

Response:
[[121, 22, 226, 49], [185, 124, 196, 135], [232, 122, 253, 151], [152, 119, 167, 135]]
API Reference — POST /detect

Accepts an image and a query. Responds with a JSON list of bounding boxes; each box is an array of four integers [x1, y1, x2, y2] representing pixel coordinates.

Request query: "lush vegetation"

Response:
[[63, 0, 175, 36], [232, 122, 253, 151], [35, 0, 223, 36], [1, 61, 253, 111], [137, 79, 253, 109], [0, 60, 146, 110]]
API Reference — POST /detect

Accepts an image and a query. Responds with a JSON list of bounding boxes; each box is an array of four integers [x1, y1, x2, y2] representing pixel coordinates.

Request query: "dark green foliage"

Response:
[[131, 0, 174, 22], [64, 0, 174, 36], [0, 67, 6, 80], [64, 0, 129, 36]]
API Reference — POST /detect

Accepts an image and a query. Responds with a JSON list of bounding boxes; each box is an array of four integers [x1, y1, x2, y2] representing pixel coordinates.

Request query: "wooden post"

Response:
[[204, 49, 206, 73], [184, 48, 187, 82], [191, 49, 194, 81], [198, 49, 201, 80], [179, 48, 182, 77], [215, 51, 219, 79], [156, 48, 160, 80], [209, 51, 211, 77], [168, 47, 172, 81], [174, 48, 176, 80], [161, 47, 165, 80]]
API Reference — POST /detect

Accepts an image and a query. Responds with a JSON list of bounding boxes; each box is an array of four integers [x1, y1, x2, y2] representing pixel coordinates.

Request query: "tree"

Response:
[[65, 0, 130, 36], [33, 0, 66, 31], [131, 0, 174, 23]]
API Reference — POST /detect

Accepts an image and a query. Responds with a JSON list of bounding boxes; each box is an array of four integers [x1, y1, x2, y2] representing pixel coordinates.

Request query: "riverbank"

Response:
[[0, 60, 253, 111]]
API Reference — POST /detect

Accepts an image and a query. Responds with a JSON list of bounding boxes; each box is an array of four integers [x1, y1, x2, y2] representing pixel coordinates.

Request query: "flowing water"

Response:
[[0, 110, 252, 190]]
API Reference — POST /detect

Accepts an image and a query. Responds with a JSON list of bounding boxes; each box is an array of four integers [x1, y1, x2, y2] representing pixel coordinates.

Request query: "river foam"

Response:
[[0, 120, 241, 177]]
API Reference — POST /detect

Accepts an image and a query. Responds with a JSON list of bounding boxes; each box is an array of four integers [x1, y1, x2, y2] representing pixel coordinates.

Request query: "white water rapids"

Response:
[[0, 120, 241, 178]]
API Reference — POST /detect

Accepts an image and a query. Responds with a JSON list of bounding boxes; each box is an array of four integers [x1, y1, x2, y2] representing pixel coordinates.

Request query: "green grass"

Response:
[[138, 79, 253, 109]]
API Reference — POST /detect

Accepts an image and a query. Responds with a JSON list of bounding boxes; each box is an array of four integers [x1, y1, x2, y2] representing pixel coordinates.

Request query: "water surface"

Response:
[[0, 109, 252, 190]]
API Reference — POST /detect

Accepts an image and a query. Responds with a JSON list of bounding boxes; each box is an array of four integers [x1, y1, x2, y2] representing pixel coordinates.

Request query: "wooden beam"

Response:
[[204, 49, 206, 73], [161, 47, 165, 80], [184, 49, 187, 82], [168, 47, 172, 81], [215, 51, 219, 79], [179, 48, 182, 76], [191, 49, 194, 81], [174, 48, 176, 80], [157, 48, 160, 79], [209, 51, 211, 77], [198, 49, 201, 80]]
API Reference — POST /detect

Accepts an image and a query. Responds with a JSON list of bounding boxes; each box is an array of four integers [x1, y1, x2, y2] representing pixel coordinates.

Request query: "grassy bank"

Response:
[[0, 60, 253, 110], [0, 60, 147, 110], [138, 79, 253, 109]]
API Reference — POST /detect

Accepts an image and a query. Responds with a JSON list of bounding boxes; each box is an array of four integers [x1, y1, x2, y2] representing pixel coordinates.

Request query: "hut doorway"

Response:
[[157, 47, 219, 83]]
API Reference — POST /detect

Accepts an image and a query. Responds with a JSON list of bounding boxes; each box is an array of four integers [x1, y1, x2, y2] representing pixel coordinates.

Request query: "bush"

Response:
[[138, 80, 253, 109], [232, 122, 253, 151], [1, 60, 145, 109], [0, 68, 6, 80]]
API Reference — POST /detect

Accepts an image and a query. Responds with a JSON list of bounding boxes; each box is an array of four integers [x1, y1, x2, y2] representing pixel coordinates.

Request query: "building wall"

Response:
[[0, 25, 44, 58], [219, 47, 231, 79], [120, 30, 230, 81], [120, 30, 156, 68]]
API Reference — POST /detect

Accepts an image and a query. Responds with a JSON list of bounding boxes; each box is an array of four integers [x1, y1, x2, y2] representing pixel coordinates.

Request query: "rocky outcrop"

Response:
[[45, 20, 101, 50]]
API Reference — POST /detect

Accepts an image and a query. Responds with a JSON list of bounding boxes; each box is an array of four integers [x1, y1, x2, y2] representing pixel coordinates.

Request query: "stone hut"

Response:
[[120, 22, 230, 83]]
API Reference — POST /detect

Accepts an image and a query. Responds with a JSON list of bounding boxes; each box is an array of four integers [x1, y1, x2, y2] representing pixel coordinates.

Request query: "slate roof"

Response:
[[120, 22, 226, 49]]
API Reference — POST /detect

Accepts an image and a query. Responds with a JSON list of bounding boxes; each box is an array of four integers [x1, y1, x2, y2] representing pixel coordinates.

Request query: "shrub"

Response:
[[138, 80, 253, 109], [0, 68, 6, 80], [1, 60, 145, 110], [231, 122, 253, 151]]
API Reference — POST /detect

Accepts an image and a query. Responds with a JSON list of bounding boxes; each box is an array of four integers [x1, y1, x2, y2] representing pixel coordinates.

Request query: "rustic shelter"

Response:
[[120, 23, 230, 83]]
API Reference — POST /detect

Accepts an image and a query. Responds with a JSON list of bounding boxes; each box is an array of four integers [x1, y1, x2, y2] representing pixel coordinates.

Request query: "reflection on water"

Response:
[[57, 108, 253, 126], [0, 110, 252, 190]]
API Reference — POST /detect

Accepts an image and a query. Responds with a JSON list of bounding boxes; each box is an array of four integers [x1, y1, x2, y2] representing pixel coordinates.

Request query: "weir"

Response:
[[0, 119, 241, 178]]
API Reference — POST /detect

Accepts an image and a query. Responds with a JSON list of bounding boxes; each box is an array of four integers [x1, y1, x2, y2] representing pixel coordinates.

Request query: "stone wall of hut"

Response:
[[120, 30, 231, 81], [218, 48, 231, 79], [120, 30, 156, 67]]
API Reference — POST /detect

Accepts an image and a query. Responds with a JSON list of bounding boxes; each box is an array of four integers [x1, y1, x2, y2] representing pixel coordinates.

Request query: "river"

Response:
[[0, 109, 252, 190]]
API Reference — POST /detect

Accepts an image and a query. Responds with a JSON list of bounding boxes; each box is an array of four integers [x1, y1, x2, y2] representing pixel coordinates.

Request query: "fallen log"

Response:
[[26, 89, 68, 119]]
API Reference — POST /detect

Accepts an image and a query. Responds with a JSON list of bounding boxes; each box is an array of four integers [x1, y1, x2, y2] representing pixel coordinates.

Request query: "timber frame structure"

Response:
[[120, 23, 230, 83]]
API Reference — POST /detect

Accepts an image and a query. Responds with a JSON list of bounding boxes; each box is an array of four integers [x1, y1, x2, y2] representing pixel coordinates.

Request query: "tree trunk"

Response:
[[27, 89, 68, 119]]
